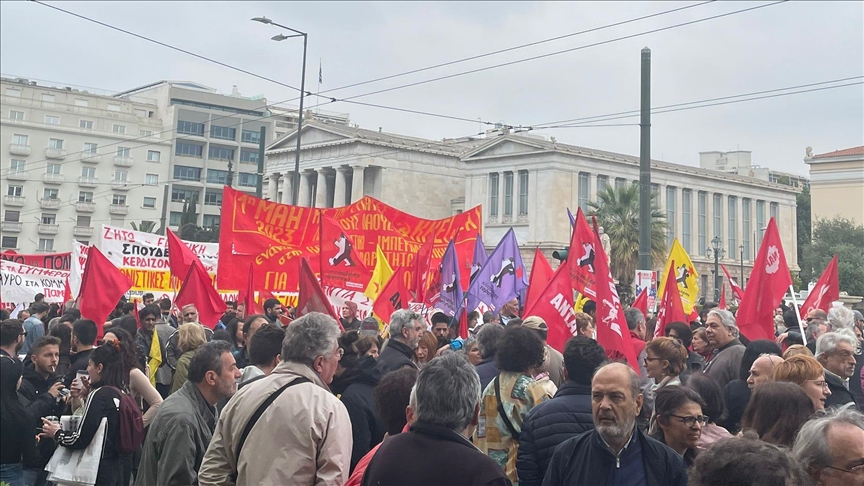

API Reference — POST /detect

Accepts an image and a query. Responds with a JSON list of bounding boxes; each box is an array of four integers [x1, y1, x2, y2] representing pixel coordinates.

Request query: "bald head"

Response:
[[747, 354, 782, 389], [593, 362, 641, 402]]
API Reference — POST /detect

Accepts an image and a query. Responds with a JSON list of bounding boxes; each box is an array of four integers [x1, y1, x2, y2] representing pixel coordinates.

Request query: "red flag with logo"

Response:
[[77, 247, 132, 337], [319, 213, 371, 291], [372, 267, 411, 324], [654, 262, 689, 339], [298, 257, 340, 327], [736, 218, 792, 341], [720, 264, 745, 301], [522, 264, 579, 353], [175, 259, 227, 329], [799, 254, 840, 318], [718, 282, 727, 310], [525, 247, 554, 311], [567, 208, 598, 299], [167, 229, 199, 279], [632, 287, 648, 319]]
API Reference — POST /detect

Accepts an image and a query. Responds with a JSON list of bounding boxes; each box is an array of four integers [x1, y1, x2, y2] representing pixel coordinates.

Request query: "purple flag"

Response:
[[433, 239, 463, 317], [469, 234, 487, 285], [466, 228, 528, 313], [567, 207, 575, 228]]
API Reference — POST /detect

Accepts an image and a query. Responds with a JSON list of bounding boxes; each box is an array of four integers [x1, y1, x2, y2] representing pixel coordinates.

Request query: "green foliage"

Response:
[[130, 220, 157, 233], [799, 217, 864, 296], [796, 186, 811, 266], [587, 184, 667, 288]]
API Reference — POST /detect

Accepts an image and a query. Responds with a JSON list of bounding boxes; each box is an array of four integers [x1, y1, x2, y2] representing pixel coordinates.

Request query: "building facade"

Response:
[[805, 145, 864, 225], [700, 150, 809, 190]]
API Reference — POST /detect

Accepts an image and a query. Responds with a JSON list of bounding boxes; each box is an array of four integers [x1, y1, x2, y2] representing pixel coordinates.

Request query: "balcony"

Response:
[[42, 173, 64, 184], [112, 181, 132, 191], [113, 156, 134, 167], [37, 224, 59, 235], [0, 222, 22, 232], [35, 249, 56, 254], [7, 170, 28, 181], [73, 226, 94, 237], [74, 201, 96, 212], [9, 144, 31, 156], [3, 195, 25, 207], [78, 177, 98, 187], [109, 204, 129, 215], [45, 148, 67, 159], [40, 198, 62, 210], [81, 152, 101, 164]]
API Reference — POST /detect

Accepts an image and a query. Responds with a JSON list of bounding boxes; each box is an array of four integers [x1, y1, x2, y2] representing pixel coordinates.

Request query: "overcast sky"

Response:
[[2, 1, 862, 176]]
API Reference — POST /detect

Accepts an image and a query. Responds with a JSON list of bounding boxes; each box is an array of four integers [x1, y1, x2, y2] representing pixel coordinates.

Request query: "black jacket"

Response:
[[18, 364, 64, 469], [362, 421, 512, 486], [375, 339, 417, 375], [719, 379, 750, 434], [517, 382, 595, 486], [542, 428, 688, 486], [476, 359, 499, 392], [62, 348, 93, 389], [825, 370, 858, 409], [340, 356, 385, 472]]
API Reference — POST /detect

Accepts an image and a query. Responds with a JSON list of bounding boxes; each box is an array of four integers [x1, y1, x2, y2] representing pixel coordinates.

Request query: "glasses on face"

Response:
[[823, 464, 864, 478], [643, 357, 663, 364], [670, 414, 709, 427], [806, 317, 824, 323], [808, 379, 830, 390], [335, 348, 344, 361]]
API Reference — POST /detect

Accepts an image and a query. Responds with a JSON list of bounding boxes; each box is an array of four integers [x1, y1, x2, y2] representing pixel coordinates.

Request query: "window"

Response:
[[503, 171, 514, 217], [5, 88, 21, 97], [38, 239, 54, 251], [742, 198, 751, 260], [9, 110, 24, 120], [615, 178, 626, 191], [116, 147, 130, 158], [107, 104, 120, 112], [208, 146, 234, 161], [41, 94, 55, 103], [651, 183, 660, 197], [134, 108, 147, 118], [79, 191, 93, 202], [143, 197, 157, 208], [239, 149, 259, 164], [518, 170, 529, 216], [770, 202, 779, 223], [76, 216, 91, 227], [728, 197, 738, 255], [7, 186, 23, 197], [177, 121, 205, 136], [171, 187, 198, 203], [207, 169, 229, 184], [4, 210, 20, 222], [596, 175, 608, 194], [83, 142, 98, 155], [175, 142, 203, 158], [12, 134, 28, 145], [144, 174, 158, 185], [202, 214, 220, 228], [713, 194, 723, 243], [79, 120, 93, 129], [10, 159, 25, 172], [756, 200, 766, 249], [81, 167, 95, 178], [112, 194, 127, 205], [666, 186, 677, 247], [489, 173, 499, 218], [147, 150, 160, 162], [210, 125, 236, 140], [682, 189, 692, 253], [241, 129, 261, 144], [1, 236, 17, 249], [698, 191, 707, 253], [46, 164, 61, 174], [139, 130, 153, 137], [48, 138, 63, 149], [238, 173, 258, 188], [169, 212, 183, 226], [174, 166, 201, 181], [43, 188, 58, 200], [74, 99, 88, 107], [45, 115, 60, 125], [578, 172, 590, 212], [41, 213, 56, 224], [113, 124, 126, 134], [204, 190, 223, 206], [114, 170, 128, 182]]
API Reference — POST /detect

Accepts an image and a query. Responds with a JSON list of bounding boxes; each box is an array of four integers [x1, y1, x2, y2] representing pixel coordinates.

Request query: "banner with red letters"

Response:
[[1, 260, 70, 303], [1, 251, 72, 271]]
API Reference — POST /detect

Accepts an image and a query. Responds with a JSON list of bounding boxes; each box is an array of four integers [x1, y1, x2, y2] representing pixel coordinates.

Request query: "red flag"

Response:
[[412, 236, 434, 302], [718, 282, 727, 310], [654, 262, 689, 339], [736, 218, 792, 341], [720, 264, 745, 301], [237, 263, 260, 317], [522, 264, 579, 353], [799, 254, 840, 318], [175, 259, 227, 329], [567, 208, 598, 299], [372, 267, 412, 323], [77, 247, 132, 337], [62, 277, 72, 303], [632, 287, 648, 319], [298, 257, 340, 327], [458, 303, 469, 339], [319, 213, 371, 290], [525, 247, 554, 311], [167, 229, 198, 279]]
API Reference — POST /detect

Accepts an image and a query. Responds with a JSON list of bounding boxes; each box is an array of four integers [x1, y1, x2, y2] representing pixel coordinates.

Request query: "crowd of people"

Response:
[[0, 292, 863, 486]]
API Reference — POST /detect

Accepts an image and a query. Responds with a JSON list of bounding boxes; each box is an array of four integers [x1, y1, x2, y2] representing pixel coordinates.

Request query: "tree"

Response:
[[796, 186, 811, 267], [130, 220, 157, 233], [587, 184, 667, 289], [175, 194, 217, 242], [799, 217, 864, 297]]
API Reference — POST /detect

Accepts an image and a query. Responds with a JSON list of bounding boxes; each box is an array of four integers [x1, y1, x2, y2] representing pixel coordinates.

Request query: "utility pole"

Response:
[[255, 126, 266, 198], [159, 184, 169, 236], [638, 47, 652, 271], [292, 34, 308, 206]]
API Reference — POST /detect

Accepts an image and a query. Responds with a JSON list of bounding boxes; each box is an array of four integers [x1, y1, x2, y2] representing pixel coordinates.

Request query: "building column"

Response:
[[281, 172, 294, 205], [351, 165, 365, 202], [267, 173, 280, 201], [315, 168, 330, 208], [298, 171, 313, 207], [333, 166, 348, 207]]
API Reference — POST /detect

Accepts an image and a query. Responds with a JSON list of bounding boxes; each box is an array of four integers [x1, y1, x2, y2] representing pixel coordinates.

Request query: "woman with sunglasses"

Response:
[[644, 337, 688, 391], [650, 385, 707, 466]]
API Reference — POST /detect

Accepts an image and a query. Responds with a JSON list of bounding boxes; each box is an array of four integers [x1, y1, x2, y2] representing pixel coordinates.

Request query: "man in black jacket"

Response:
[[816, 331, 859, 409], [340, 355, 384, 472], [542, 362, 687, 486], [376, 309, 422, 375], [62, 319, 97, 388], [517, 336, 606, 486]]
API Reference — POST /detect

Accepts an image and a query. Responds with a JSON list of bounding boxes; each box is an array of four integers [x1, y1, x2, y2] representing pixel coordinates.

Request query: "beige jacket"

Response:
[[197, 360, 353, 486]]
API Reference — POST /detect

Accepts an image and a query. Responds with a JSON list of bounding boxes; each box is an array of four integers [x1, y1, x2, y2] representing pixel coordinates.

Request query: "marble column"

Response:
[[267, 173, 279, 201], [281, 172, 294, 205], [315, 168, 330, 208], [298, 171, 312, 207], [351, 165, 365, 203], [333, 166, 348, 207]]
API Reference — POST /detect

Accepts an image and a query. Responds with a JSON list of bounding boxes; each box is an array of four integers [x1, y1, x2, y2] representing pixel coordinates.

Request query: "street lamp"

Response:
[[252, 16, 307, 206], [738, 244, 745, 289], [707, 236, 726, 302]]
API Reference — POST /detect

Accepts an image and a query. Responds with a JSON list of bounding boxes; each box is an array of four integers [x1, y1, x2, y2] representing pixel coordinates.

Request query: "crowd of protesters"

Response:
[[0, 292, 863, 486]]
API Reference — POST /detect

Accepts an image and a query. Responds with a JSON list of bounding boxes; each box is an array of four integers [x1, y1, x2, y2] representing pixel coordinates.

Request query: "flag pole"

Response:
[[787, 285, 807, 346]]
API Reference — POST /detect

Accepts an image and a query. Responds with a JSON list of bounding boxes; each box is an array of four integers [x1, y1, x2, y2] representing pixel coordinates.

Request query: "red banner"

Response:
[[218, 187, 481, 293], [1, 250, 72, 271]]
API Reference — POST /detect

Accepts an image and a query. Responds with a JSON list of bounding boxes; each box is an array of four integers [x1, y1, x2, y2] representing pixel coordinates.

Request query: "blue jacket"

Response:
[[517, 381, 594, 486], [476, 359, 499, 392]]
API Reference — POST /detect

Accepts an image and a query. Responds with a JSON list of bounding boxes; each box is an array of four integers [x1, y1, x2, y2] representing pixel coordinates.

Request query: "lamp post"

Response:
[[252, 16, 307, 206], [738, 244, 745, 289], [707, 236, 725, 302]]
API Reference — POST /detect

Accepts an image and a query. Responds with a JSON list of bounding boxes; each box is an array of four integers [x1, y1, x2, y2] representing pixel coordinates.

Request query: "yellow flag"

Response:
[[364, 245, 393, 301], [574, 292, 589, 312], [657, 238, 700, 315], [148, 329, 162, 387]]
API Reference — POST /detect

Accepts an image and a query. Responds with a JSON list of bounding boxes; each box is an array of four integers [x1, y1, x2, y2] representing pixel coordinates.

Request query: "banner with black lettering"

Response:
[[1, 260, 69, 304]]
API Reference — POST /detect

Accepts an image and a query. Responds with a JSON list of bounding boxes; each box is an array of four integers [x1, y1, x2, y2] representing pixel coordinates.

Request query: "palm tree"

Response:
[[587, 184, 667, 287], [130, 220, 157, 233]]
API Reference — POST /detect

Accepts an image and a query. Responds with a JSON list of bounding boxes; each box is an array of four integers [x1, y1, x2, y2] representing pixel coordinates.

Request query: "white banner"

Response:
[[634, 270, 658, 313], [1, 260, 70, 304], [69, 241, 89, 299]]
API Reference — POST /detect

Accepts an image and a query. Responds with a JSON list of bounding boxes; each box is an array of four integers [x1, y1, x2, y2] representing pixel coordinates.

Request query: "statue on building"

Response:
[[598, 226, 612, 264]]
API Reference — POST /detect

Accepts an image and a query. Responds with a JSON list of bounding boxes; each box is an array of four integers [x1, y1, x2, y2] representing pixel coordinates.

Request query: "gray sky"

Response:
[[2, 1, 862, 176]]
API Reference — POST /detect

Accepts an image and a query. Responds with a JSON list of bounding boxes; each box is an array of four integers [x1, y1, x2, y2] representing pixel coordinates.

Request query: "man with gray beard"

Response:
[[542, 363, 687, 485]]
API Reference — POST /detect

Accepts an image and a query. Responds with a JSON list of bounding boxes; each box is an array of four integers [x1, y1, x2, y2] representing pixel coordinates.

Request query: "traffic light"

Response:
[[552, 248, 569, 263]]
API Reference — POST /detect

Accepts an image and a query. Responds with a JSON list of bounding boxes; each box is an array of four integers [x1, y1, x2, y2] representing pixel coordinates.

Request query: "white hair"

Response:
[[815, 330, 859, 358], [707, 309, 739, 338], [827, 306, 855, 332], [794, 405, 864, 473]]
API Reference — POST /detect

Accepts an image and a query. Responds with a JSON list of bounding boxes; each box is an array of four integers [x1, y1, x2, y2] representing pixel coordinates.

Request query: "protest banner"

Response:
[[1, 250, 72, 271], [1, 260, 70, 303]]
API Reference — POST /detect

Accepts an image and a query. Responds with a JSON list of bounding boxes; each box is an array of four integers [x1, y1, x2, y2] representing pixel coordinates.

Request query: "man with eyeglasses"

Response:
[[794, 405, 864, 486], [816, 332, 860, 409], [166, 304, 214, 372]]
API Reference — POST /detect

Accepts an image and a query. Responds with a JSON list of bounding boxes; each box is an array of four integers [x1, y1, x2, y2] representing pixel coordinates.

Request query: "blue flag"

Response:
[[466, 228, 528, 313], [469, 234, 487, 285], [433, 240, 463, 317]]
